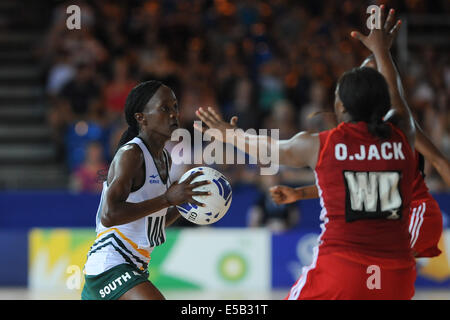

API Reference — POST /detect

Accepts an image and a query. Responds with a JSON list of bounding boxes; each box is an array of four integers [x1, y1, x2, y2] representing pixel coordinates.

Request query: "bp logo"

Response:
[[217, 252, 247, 282]]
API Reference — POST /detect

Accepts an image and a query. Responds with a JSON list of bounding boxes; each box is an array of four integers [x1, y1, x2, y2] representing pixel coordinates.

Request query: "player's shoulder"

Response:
[[315, 126, 340, 147], [290, 130, 320, 142], [115, 143, 145, 167]]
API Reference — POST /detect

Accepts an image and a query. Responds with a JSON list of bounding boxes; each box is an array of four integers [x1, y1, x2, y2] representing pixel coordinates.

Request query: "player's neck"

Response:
[[138, 132, 166, 157]]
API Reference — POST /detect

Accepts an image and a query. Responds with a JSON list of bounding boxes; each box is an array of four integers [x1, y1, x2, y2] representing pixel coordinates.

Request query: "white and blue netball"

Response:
[[176, 167, 232, 225]]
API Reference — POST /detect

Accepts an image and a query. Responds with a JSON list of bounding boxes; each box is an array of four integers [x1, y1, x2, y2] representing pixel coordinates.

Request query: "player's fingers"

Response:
[[270, 189, 280, 196], [270, 191, 279, 198], [384, 8, 396, 32], [379, 4, 387, 28], [184, 171, 204, 184], [271, 190, 283, 198], [271, 193, 282, 200], [196, 107, 217, 126], [270, 192, 280, 199], [350, 31, 366, 42], [269, 185, 281, 192], [207, 107, 223, 122], [390, 19, 402, 39], [190, 180, 211, 188], [270, 188, 284, 199], [190, 199, 206, 207], [191, 190, 211, 197], [193, 121, 207, 133], [271, 196, 284, 204], [195, 109, 210, 125]]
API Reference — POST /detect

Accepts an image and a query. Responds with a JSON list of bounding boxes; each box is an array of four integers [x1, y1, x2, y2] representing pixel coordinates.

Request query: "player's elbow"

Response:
[[101, 191, 126, 227], [101, 208, 119, 228], [433, 157, 450, 184], [100, 213, 114, 228]]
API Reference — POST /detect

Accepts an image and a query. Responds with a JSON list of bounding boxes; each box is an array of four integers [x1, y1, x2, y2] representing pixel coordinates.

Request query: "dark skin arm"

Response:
[[101, 145, 210, 228], [270, 185, 319, 205], [363, 59, 450, 186], [415, 123, 450, 186], [165, 207, 182, 227], [164, 152, 184, 228], [195, 108, 320, 169], [352, 5, 415, 148]]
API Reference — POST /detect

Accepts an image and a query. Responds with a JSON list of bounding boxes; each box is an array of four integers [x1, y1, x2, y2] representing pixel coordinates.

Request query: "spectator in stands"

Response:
[[59, 62, 101, 121], [102, 57, 137, 124], [263, 99, 298, 140], [298, 81, 336, 132], [70, 141, 108, 193], [39, 0, 449, 191], [46, 49, 75, 97]]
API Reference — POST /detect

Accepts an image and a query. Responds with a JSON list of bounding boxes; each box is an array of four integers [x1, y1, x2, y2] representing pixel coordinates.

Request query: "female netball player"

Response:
[[271, 53, 449, 259], [270, 142, 448, 258], [81, 81, 211, 300], [196, 6, 418, 299]]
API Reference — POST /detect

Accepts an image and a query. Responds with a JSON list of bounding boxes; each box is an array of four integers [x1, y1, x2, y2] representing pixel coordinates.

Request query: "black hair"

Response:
[[337, 67, 391, 140], [116, 80, 163, 152]]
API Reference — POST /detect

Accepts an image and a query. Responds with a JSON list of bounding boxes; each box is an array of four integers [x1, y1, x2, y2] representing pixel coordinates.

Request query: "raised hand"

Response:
[[164, 171, 211, 207], [351, 5, 401, 54], [384, 8, 402, 49], [194, 107, 238, 143]]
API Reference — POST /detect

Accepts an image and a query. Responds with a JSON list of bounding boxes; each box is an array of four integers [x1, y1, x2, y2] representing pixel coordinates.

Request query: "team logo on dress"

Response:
[[149, 174, 160, 184]]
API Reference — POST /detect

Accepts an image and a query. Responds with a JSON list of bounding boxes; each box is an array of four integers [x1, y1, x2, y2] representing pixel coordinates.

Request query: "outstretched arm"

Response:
[[270, 184, 319, 205], [415, 124, 450, 186], [194, 107, 320, 169], [361, 42, 450, 187], [351, 5, 415, 147]]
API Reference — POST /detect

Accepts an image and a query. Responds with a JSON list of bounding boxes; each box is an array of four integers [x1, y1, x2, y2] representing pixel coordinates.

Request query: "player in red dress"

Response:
[[271, 150, 448, 259], [270, 56, 449, 261], [196, 6, 419, 299]]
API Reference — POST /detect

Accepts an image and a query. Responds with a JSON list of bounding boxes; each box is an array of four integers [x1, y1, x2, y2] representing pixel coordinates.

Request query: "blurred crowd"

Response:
[[38, 0, 449, 228]]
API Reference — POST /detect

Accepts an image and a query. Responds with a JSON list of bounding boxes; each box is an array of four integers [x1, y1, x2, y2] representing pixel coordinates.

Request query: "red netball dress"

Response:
[[287, 122, 417, 300], [408, 152, 443, 258]]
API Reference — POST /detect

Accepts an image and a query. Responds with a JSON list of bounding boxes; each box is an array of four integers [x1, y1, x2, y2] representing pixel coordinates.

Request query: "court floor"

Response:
[[0, 288, 448, 300]]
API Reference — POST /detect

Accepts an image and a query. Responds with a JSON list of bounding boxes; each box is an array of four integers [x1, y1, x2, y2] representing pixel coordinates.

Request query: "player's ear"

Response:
[[336, 97, 346, 114], [334, 98, 345, 115], [135, 112, 146, 126]]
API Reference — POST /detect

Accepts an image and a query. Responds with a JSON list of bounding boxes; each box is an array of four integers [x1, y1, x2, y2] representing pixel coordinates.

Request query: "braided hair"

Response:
[[116, 80, 163, 152]]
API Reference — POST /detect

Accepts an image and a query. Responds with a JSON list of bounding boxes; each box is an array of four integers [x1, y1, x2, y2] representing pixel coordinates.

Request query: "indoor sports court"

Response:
[[0, 0, 449, 301]]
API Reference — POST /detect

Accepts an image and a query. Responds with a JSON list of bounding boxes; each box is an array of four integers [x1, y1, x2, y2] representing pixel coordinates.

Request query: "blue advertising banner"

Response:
[[271, 228, 321, 288], [0, 230, 28, 286]]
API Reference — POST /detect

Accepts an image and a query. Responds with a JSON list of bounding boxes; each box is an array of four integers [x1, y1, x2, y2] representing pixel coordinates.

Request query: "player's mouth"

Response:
[[170, 122, 179, 130]]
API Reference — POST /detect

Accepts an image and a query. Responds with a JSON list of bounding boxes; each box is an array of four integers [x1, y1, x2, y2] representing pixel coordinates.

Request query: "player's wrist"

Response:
[[162, 192, 174, 207]]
